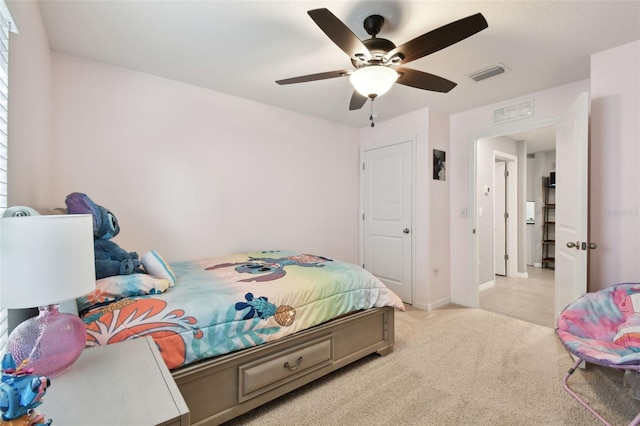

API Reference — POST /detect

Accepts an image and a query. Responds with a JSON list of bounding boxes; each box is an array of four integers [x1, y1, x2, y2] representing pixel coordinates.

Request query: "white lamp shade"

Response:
[[349, 66, 398, 98], [1, 214, 95, 308]]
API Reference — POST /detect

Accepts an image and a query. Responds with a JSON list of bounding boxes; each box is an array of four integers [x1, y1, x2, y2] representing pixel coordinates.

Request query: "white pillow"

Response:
[[141, 250, 176, 287]]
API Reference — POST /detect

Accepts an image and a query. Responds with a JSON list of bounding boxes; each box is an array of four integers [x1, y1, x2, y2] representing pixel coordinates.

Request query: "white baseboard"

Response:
[[479, 280, 495, 291], [515, 272, 529, 278], [533, 262, 542, 268], [427, 297, 452, 310], [411, 302, 429, 310], [407, 299, 453, 311], [450, 297, 477, 308]]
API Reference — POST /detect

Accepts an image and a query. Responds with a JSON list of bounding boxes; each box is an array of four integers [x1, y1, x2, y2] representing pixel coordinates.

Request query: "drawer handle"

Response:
[[284, 357, 303, 371]]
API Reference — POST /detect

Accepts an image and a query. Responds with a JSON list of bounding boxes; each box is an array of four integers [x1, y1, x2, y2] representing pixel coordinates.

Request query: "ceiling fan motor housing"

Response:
[[352, 38, 396, 67]]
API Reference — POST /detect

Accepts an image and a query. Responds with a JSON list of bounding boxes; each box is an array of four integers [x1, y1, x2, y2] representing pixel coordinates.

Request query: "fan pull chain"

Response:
[[369, 98, 375, 128]]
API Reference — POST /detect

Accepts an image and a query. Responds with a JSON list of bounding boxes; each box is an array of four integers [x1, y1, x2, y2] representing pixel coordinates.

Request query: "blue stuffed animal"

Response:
[[0, 353, 51, 424], [65, 192, 143, 280]]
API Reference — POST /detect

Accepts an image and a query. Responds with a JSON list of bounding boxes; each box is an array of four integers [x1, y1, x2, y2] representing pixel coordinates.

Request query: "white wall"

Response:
[[6, 2, 363, 266], [50, 53, 361, 263], [427, 110, 451, 307], [450, 79, 590, 307], [6, 0, 53, 208], [360, 107, 451, 310], [590, 40, 640, 291]]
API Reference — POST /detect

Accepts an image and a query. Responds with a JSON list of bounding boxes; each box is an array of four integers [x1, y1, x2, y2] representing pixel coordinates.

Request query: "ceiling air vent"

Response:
[[468, 64, 507, 82]]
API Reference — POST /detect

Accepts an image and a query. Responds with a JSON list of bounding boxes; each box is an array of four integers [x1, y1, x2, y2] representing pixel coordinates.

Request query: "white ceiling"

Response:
[[36, 0, 640, 129]]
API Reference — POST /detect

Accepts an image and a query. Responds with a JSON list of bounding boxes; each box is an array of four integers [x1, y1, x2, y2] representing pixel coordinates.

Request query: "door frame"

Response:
[[468, 117, 560, 307], [494, 160, 508, 277], [493, 151, 518, 279], [359, 137, 417, 305]]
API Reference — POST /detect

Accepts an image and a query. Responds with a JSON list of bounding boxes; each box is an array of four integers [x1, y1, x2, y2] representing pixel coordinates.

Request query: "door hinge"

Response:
[[362, 213, 365, 221], [505, 170, 509, 177], [362, 163, 365, 170], [363, 264, 365, 268], [504, 254, 509, 260], [504, 212, 509, 219]]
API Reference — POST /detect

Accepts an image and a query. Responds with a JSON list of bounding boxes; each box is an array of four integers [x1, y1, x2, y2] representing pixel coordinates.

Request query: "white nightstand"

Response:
[[40, 336, 190, 426]]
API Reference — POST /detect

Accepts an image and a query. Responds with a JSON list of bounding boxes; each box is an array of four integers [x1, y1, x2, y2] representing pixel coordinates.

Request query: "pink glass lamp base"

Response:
[[7, 304, 86, 377]]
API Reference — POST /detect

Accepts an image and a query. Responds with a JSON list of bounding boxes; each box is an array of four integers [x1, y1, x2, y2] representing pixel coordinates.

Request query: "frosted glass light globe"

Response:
[[350, 66, 398, 98]]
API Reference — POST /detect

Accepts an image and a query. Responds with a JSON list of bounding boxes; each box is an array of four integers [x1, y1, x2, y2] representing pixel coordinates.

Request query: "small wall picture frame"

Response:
[[433, 149, 446, 181]]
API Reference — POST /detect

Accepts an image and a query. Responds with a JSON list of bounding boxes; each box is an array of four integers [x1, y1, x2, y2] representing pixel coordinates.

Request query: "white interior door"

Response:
[[363, 141, 413, 303], [494, 161, 507, 276], [555, 92, 589, 320]]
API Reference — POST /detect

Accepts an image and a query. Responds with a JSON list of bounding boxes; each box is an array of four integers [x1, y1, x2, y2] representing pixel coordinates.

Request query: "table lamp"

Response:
[[0, 214, 95, 377]]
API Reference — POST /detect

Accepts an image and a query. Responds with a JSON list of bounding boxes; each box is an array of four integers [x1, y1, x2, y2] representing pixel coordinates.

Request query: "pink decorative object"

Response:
[[7, 305, 87, 377]]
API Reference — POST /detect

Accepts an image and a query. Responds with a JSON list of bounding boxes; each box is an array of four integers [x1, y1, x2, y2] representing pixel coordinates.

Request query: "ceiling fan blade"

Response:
[[276, 70, 351, 85], [386, 13, 488, 65], [308, 8, 371, 61], [349, 91, 368, 111], [396, 68, 457, 93]]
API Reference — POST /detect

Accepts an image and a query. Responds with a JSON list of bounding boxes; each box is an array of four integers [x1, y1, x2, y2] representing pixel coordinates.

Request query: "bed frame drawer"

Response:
[[238, 335, 333, 402], [173, 306, 394, 425]]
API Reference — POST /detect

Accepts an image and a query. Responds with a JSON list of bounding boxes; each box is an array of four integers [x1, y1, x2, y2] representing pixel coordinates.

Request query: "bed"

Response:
[[78, 250, 404, 425]]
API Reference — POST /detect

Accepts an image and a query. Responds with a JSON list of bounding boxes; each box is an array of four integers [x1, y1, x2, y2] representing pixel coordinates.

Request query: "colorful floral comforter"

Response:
[[80, 251, 405, 370]]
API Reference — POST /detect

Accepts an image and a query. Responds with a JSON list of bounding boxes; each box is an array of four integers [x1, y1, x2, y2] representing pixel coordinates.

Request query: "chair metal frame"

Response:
[[562, 358, 640, 426]]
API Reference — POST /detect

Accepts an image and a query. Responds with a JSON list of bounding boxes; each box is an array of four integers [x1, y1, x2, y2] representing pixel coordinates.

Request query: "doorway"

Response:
[[478, 126, 557, 327], [468, 92, 590, 328]]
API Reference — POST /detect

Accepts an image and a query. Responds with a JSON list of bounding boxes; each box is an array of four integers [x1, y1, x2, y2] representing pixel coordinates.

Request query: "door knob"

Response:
[[566, 241, 580, 249], [588, 243, 598, 249], [403, 228, 411, 234]]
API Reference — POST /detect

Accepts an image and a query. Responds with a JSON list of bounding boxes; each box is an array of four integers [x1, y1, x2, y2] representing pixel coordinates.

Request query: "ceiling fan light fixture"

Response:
[[349, 66, 398, 98]]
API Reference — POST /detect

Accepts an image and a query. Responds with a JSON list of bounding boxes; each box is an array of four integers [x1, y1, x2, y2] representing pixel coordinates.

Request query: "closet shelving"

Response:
[[542, 176, 555, 269]]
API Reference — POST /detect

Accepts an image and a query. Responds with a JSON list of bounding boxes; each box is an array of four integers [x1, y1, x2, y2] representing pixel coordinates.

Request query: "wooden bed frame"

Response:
[[172, 306, 395, 425]]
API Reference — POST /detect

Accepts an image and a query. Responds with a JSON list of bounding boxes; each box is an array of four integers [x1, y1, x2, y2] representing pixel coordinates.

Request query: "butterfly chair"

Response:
[[557, 283, 640, 425]]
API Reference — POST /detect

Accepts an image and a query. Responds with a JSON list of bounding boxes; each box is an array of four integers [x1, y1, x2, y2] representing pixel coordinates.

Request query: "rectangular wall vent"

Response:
[[493, 97, 534, 125], [468, 64, 507, 82]]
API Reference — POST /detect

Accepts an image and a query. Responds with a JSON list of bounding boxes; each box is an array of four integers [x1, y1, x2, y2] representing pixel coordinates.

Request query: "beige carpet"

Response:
[[224, 307, 640, 425]]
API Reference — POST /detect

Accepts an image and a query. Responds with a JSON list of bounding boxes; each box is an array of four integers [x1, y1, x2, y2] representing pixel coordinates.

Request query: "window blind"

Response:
[[0, 1, 15, 354]]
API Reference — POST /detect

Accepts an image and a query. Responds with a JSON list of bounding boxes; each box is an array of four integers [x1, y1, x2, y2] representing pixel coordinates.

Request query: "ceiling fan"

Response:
[[276, 8, 488, 112]]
